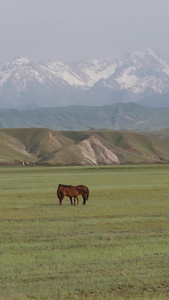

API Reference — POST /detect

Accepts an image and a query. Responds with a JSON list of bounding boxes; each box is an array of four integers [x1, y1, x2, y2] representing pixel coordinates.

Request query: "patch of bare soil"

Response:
[[78, 136, 120, 165]]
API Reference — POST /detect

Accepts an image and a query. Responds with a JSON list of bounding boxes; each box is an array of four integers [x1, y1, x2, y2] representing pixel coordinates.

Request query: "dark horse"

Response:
[[57, 184, 89, 205]]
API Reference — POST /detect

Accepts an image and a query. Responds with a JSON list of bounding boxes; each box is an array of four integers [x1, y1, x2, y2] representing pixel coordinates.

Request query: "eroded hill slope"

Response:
[[1, 128, 169, 165]]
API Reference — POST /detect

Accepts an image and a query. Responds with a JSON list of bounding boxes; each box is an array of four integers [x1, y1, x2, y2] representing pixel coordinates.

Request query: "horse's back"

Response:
[[59, 185, 80, 197]]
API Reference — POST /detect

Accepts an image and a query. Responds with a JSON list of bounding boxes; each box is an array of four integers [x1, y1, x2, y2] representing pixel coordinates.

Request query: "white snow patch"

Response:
[[41, 62, 84, 86], [0, 71, 12, 88], [80, 60, 117, 87], [116, 67, 138, 89]]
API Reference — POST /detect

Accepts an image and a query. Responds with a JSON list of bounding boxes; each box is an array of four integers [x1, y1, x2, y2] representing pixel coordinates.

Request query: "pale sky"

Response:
[[0, 0, 169, 65]]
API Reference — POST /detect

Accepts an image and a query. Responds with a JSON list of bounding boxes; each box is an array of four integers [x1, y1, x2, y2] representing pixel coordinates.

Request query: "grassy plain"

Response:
[[1, 165, 169, 300]]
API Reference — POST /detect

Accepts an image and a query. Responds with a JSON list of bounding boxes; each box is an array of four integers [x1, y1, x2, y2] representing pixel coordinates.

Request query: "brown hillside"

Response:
[[1, 128, 169, 165]]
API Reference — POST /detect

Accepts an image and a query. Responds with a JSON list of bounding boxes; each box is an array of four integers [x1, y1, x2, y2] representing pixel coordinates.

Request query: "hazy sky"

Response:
[[1, 0, 169, 65]]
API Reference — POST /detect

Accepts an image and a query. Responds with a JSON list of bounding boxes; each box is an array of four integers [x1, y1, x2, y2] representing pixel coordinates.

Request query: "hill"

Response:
[[1, 103, 169, 131], [1, 127, 169, 165]]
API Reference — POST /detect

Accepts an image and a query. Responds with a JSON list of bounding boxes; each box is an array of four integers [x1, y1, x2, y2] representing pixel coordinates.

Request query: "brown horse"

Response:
[[76, 184, 89, 205], [57, 184, 89, 205]]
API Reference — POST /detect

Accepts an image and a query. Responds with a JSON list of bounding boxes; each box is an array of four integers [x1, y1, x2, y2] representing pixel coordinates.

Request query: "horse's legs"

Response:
[[82, 194, 86, 205], [70, 197, 73, 205], [82, 195, 85, 205], [73, 197, 79, 206]]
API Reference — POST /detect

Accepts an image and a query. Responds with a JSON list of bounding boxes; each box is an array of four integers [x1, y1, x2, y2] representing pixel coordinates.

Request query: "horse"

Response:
[[76, 184, 89, 205], [57, 184, 73, 204], [57, 184, 89, 205], [57, 185, 82, 206]]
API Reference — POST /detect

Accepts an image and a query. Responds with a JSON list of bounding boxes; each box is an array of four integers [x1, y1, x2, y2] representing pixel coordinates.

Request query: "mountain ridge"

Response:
[[1, 48, 169, 108], [0, 103, 169, 131]]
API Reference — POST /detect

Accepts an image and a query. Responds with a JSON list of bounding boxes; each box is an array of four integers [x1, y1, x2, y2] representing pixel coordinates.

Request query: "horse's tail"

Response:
[[57, 189, 60, 198], [57, 184, 62, 199]]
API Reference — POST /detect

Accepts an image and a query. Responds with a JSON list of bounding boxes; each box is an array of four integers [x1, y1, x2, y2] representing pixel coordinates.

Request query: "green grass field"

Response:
[[1, 165, 169, 300]]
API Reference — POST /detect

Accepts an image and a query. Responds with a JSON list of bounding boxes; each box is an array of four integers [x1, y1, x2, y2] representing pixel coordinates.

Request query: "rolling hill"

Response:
[[1, 127, 169, 166], [1, 103, 169, 131]]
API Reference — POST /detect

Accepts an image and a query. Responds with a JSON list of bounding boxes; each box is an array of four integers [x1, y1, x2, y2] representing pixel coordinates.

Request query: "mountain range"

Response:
[[1, 103, 169, 131], [1, 48, 169, 109]]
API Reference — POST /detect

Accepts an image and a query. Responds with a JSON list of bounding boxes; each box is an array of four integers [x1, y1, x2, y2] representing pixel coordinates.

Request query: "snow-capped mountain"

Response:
[[102, 49, 169, 94], [41, 59, 116, 87], [0, 48, 169, 109]]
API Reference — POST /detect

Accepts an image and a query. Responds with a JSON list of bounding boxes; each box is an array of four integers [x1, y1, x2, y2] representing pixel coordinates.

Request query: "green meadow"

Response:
[[1, 165, 169, 300]]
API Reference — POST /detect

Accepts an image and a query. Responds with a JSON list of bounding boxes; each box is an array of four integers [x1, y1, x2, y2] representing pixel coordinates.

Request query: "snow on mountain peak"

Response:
[[41, 60, 84, 86], [0, 48, 169, 108], [73, 59, 117, 87], [13, 56, 31, 65], [40, 58, 117, 87], [2, 56, 31, 70]]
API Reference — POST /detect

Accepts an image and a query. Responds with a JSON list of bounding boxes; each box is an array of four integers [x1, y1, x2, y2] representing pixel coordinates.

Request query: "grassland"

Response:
[[1, 165, 169, 300]]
